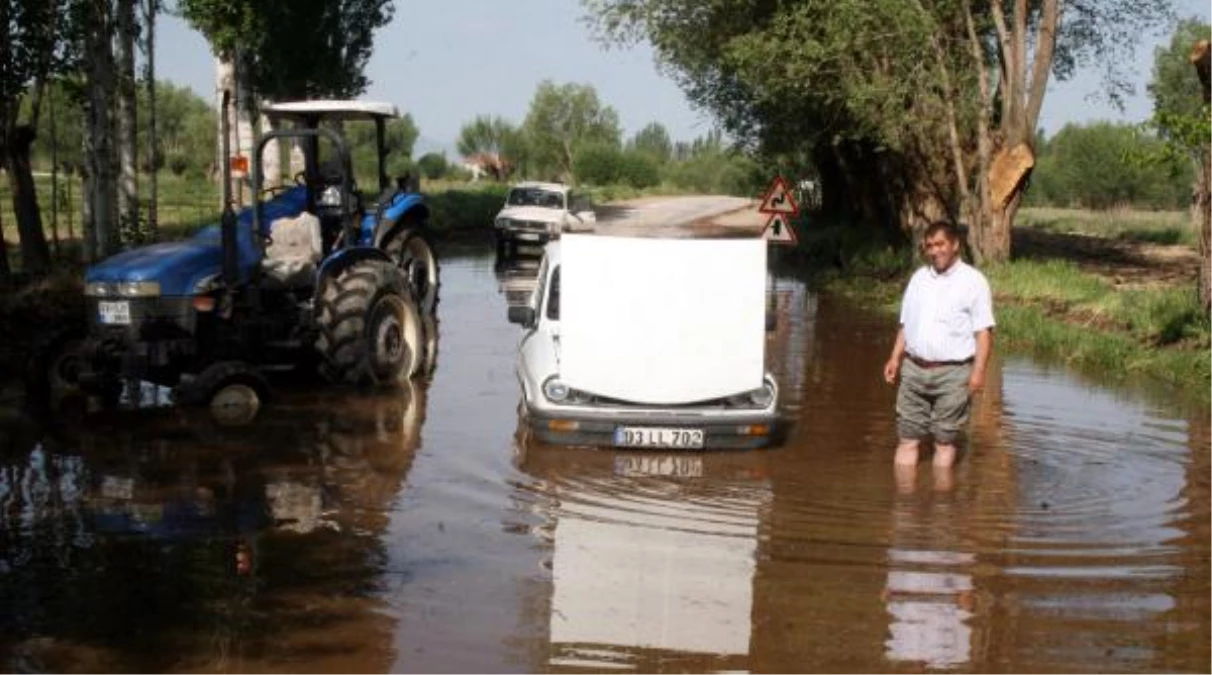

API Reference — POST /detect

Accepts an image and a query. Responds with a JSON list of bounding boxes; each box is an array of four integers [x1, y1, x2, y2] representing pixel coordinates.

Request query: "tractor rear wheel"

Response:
[[315, 259, 424, 385], [385, 229, 440, 316]]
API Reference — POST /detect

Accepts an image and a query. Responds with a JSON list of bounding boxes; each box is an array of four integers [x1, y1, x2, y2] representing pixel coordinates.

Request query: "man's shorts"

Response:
[[896, 359, 972, 444]]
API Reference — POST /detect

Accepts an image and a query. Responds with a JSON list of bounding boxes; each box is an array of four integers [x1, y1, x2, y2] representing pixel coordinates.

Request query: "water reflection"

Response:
[[513, 436, 772, 672], [883, 469, 976, 670], [0, 381, 430, 673], [494, 252, 542, 308]]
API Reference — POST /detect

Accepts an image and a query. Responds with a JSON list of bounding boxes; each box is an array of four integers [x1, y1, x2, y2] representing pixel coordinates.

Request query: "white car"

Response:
[[508, 234, 779, 450], [494, 182, 596, 255]]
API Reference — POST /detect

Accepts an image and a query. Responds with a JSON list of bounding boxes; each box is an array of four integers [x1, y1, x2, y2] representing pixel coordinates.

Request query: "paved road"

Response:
[[594, 195, 760, 237]]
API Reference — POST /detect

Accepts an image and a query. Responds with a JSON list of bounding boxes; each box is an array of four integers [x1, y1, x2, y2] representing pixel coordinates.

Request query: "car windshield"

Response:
[[507, 188, 564, 209]]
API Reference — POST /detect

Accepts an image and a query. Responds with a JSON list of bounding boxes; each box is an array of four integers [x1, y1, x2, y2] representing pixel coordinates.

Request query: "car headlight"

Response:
[[495, 217, 512, 229], [748, 382, 776, 407], [543, 377, 570, 403], [318, 185, 342, 207], [85, 281, 161, 297]]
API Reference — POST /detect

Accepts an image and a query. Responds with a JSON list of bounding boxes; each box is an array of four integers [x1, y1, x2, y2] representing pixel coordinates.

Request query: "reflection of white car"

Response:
[[508, 235, 778, 450], [494, 182, 596, 254]]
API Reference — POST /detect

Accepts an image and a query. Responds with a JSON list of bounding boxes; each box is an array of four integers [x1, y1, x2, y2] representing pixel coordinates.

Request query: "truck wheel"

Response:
[[316, 259, 423, 385], [385, 229, 440, 316]]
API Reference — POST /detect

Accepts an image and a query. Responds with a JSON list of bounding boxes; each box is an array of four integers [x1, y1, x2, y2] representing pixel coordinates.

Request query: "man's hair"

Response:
[[923, 221, 961, 242]]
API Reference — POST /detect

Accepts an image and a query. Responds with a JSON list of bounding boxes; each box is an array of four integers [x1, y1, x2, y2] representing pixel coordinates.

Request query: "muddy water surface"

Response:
[[1, 248, 1208, 673]]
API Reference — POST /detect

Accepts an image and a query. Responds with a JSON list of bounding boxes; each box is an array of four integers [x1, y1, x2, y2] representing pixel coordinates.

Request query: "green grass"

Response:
[[1017, 206, 1194, 246], [820, 254, 1210, 402]]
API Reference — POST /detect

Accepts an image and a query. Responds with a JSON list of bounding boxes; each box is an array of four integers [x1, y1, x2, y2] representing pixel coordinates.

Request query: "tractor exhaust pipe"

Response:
[[219, 89, 239, 296]]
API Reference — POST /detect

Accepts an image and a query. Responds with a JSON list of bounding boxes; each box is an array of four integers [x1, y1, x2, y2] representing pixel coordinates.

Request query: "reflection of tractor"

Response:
[[33, 98, 440, 413]]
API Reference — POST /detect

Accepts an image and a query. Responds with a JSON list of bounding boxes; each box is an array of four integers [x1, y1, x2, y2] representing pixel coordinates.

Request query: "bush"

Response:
[[573, 143, 624, 185], [417, 152, 449, 180], [618, 150, 660, 188]]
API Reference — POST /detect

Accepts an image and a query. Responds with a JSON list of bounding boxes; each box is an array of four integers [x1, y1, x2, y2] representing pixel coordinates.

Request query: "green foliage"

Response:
[[1149, 18, 1211, 136], [618, 150, 661, 188], [179, 0, 394, 99], [456, 115, 517, 159], [22, 79, 217, 178], [522, 80, 621, 182], [572, 142, 624, 185], [1028, 122, 1191, 209], [344, 115, 419, 187], [628, 122, 672, 163], [416, 152, 449, 180]]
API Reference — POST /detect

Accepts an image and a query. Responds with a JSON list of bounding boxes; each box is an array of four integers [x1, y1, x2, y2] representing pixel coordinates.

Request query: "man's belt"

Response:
[[906, 354, 974, 369]]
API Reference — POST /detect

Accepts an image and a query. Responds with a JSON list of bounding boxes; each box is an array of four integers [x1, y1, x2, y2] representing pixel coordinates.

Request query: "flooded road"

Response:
[[2, 247, 1208, 673]]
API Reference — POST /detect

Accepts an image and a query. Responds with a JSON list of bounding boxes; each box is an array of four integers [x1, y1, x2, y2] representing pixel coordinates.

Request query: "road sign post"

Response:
[[759, 176, 800, 247]]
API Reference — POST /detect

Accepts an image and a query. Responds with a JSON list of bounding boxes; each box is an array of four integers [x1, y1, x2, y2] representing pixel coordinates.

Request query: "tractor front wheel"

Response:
[[385, 229, 440, 316], [315, 259, 424, 385]]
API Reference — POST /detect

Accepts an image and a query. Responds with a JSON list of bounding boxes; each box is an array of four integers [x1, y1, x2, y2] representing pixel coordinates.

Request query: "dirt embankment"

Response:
[[1013, 228, 1202, 290]]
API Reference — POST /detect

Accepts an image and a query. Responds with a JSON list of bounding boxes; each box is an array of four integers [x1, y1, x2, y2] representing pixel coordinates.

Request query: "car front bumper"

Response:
[[524, 408, 778, 450]]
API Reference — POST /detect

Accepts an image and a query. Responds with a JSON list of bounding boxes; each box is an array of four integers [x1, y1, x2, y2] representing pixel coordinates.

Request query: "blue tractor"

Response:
[[35, 98, 440, 413]]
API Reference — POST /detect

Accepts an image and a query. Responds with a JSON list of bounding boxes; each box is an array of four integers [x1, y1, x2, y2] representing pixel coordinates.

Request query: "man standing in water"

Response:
[[883, 222, 995, 467]]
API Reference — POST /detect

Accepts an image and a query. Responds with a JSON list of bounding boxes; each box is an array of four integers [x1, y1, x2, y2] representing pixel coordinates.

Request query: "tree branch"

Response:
[[1024, 0, 1060, 135], [990, 0, 1014, 128]]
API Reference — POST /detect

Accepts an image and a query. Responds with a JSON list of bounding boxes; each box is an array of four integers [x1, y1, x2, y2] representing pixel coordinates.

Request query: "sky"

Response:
[[155, 0, 1212, 156]]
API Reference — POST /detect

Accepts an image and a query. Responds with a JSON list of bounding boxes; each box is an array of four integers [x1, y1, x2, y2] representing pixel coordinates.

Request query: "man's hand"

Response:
[[883, 358, 900, 384], [968, 369, 985, 394]]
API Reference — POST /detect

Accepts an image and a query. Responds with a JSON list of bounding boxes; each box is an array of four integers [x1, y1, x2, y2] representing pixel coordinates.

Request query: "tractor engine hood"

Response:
[[85, 187, 309, 296]]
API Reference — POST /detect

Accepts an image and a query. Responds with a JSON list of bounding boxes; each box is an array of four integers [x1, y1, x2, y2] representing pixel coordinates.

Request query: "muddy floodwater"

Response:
[[1, 247, 1208, 673]]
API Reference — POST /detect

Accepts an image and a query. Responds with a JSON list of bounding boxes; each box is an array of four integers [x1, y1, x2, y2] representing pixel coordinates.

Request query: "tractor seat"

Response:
[[261, 212, 323, 288]]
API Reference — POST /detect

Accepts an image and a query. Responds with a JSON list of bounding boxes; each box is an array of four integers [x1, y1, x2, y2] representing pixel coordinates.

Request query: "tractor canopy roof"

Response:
[[263, 100, 400, 122]]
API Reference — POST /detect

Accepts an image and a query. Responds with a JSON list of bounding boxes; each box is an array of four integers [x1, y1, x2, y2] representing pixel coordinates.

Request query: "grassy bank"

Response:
[[814, 214, 1210, 402], [1017, 206, 1193, 246]]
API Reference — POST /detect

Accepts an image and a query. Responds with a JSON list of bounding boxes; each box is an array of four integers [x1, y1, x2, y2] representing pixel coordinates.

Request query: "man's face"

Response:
[[923, 230, 960, 272]]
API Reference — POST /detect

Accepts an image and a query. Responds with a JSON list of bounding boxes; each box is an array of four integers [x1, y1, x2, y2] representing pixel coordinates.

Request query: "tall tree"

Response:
[[115, 0, 140, 242], [522, 80, 621, 183], [142, 0, 158, 236], [585, 0, 1174, 262], [181, 0, 394, 201], [1148, 19, 1210, 311], [0, 0, 66, 277], [456, 115, 516, 159], [81, 0, 120, 260], [629, 121, 672, 164]]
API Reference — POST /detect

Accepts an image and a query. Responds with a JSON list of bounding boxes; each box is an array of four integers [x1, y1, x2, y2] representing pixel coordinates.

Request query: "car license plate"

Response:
[[614, 426, 705, 449], [98, 300, 131, 325], [516, 232, 540, 241], [614, 454, 704, 477]]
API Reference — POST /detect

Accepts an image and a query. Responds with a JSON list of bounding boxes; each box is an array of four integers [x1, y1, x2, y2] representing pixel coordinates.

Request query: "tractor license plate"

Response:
[[613, 426, 705, 449], [98, 300, 131, 325]]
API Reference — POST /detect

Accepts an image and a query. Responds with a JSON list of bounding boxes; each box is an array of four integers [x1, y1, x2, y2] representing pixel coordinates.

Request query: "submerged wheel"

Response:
[[315, 258, 424, 385], [174, 361, 269, 426], [385, 228, 441, 317]]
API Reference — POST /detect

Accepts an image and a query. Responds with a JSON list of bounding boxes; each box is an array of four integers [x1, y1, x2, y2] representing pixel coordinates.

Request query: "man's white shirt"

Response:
[[899, 260, 995, 362]]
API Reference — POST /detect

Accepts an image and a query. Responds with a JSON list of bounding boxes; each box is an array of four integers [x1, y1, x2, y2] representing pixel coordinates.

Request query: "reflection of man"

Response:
[[882, 471, 975, 670], [882, 222, 995, 468]]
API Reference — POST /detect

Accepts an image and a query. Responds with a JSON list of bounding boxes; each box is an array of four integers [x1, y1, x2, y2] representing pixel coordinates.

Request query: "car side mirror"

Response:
[[508, 305, 536, 327], [765, 310, 777, 332]]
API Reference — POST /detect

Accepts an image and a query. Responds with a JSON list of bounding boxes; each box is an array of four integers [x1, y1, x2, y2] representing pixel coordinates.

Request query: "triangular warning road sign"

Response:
[[762, 213, 798, 246], [759, 176, 800, 216]]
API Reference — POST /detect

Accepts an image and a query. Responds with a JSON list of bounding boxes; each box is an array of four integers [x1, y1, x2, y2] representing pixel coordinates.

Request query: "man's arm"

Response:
[[969, 328, 993, 393], [883, 326, 906, 384]]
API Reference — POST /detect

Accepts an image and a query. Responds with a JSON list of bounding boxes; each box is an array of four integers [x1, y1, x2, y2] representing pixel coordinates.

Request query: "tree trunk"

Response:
[[85, 0, 119, 260], [144, 0, 158, 238], [116, 0, 139, 244], [1187, 38, 1207, 309], [260, 112, 280, 189], [5, 126, 52, 275], [215, 55, 256, 208], [0, 197, 10, 282]]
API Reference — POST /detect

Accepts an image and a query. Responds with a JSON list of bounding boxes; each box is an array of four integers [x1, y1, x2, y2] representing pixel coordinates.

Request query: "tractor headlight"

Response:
[[318, 186, 342, 207], [85, 281, 161, 297]]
